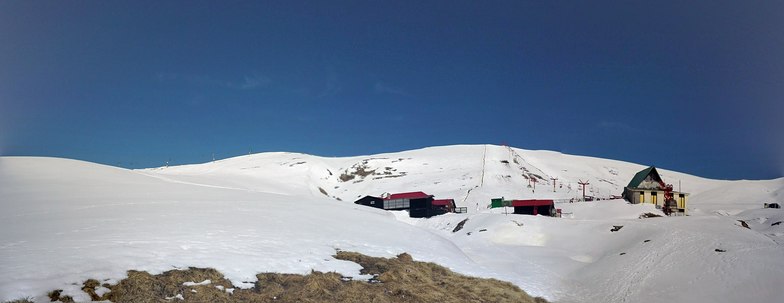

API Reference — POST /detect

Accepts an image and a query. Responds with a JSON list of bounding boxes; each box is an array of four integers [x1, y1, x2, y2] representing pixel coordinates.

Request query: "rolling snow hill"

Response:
[[140, 145, 780, 214], [1, 144, 782, 303]]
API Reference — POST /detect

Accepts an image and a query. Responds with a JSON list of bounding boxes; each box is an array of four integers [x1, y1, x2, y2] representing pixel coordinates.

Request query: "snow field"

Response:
[[2, 145, 783, 302], [0, 157, 489, 302]]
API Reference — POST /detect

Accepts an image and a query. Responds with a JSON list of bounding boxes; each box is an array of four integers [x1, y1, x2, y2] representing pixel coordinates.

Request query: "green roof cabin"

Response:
[[622, 166, 688, 215]]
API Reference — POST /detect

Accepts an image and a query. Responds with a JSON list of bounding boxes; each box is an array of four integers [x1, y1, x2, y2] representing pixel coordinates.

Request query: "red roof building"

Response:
[[386, 191, 432, 200], [511, 199, 554, 216], [432, 199, 456, 213], [511, 200, 554, 207], [431, 199, 454, 206], [355, 191, 460, 217]]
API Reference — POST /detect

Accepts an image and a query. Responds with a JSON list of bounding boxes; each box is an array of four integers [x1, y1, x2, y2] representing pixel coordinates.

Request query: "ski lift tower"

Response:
[[578, 180, 590, 201]]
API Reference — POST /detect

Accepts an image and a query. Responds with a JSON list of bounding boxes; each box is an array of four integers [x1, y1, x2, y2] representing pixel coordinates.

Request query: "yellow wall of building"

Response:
[[640, 190, 687, 209], [628, 187, 688, 215]]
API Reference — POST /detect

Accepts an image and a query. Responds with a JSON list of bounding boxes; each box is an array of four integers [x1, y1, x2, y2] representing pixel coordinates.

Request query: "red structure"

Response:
[[659, 183, 676, 215], [432, 199, 456, 213], [386, 191, 431, 200], [511, 199, 555, 216]]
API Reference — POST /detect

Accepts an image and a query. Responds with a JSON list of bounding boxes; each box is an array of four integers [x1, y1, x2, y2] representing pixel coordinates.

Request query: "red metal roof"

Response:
[[431, 199, 455, 206], [511, 199, 554, 207], [386, 191, 432, 200]]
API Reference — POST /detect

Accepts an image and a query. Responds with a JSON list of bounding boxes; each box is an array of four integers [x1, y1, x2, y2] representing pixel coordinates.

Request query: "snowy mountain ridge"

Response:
[[140, 144, 781, 215]]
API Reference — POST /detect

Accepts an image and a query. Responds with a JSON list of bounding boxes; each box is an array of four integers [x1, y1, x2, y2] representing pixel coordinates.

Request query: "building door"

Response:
[[651, 192, 658, 205], [640, 192, 645, 203]]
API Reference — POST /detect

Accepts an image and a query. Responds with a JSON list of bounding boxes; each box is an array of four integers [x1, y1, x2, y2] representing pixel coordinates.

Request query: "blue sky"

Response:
[[1, 1, 782, 180]]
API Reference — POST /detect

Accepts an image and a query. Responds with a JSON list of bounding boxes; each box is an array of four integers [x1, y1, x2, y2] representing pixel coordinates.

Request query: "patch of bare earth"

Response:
[[7, 252, 547, 303]]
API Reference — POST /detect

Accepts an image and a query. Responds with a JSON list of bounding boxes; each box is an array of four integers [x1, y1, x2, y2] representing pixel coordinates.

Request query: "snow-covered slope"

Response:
[[688, 178, 784, 215], [0, 157, 493, 302], [2, 145, 782, 303], [140, 145, 780, 214], [410, 209, 784, 303]]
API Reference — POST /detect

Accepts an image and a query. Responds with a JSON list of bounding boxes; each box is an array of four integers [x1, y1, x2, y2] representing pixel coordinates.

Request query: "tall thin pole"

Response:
[[578, 180, 590, 201], [551, 177, 558, 192]]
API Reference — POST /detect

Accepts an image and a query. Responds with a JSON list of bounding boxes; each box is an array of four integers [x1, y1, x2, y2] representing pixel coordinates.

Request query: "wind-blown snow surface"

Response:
[[1, 145, 783, 302], [0, 157, 485, 302]]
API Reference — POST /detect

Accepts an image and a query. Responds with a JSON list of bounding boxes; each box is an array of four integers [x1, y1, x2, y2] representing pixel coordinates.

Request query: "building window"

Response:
[[640, 192, 644, 203], [679, 194, 685, 209], [651, 191, 658, 204], [384, 199, 410, 210]]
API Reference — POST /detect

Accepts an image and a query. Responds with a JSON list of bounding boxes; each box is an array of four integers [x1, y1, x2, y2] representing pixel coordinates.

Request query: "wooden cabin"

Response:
[[622, 166, 688, 215]]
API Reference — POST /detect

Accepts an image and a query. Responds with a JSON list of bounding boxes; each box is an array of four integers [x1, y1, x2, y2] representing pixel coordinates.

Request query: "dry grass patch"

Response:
[[47, 289, 74, 303], [335, 251, 547, 303], [105, 267, 234, 303], [9, 252, 547, 303]]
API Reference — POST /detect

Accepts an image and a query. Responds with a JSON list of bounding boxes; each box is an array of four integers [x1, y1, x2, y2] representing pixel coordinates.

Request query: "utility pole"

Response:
[[551, 177, 558, 192], [532, 178, 537, 193], [578, 180, 590, 201]]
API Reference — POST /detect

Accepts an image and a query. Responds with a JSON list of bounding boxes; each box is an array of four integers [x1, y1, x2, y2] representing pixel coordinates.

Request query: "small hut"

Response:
[[512, 199, 555, 216]]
